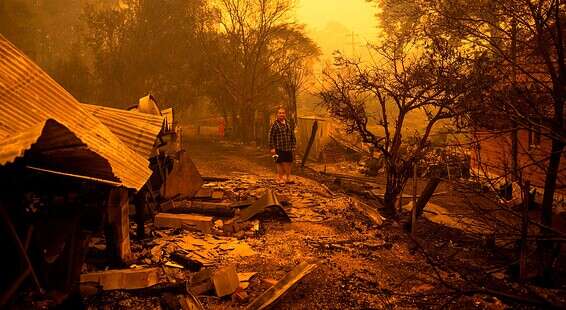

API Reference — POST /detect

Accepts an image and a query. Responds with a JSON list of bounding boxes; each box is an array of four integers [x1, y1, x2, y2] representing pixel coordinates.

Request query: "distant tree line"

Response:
[[0, 0, 320, 143]]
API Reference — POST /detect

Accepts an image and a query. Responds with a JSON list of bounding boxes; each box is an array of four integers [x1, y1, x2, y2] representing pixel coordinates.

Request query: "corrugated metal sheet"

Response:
[[81, 103, 164, 159], [0, 119, 47, 166], [0, 34, 151, 190], [2, 119, 122, 185]]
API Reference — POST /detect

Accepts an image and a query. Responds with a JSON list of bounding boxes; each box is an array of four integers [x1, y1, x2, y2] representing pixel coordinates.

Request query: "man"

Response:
[[268, 107, 296, 183]]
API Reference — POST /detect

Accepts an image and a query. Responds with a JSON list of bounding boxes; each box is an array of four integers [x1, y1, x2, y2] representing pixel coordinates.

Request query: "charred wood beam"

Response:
[[161, 200, 235, 218], [301, 120, 318, 168]]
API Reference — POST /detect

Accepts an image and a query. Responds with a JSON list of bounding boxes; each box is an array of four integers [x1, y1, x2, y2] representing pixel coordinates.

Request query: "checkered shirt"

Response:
[[269, 120, 296, 151]]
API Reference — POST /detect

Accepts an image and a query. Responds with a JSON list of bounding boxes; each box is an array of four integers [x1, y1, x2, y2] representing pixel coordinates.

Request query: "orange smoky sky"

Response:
[[296, 0, 380, 59]]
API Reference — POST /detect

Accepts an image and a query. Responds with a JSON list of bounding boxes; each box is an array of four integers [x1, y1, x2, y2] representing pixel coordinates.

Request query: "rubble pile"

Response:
[[0, 33, 387, 307], [200, 174, 340, 223], [77, 174, 352, 309]]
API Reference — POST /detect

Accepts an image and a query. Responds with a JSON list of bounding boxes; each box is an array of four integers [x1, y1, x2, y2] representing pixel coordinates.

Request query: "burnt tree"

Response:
[[319, 32, 489, 214]]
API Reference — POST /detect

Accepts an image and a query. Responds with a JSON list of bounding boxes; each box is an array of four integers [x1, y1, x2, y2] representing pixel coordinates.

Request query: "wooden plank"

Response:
[[211, 191, 224, 200], [154, 213, 213, 233], [161, 200, 234, 217], [80, 268, 160, 290], [245, 262, 318, 310], [194, 188, 212, 198]]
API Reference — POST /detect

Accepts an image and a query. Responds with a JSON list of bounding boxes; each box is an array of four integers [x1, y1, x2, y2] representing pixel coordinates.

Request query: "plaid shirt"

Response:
[[269, 120, 296, 151]]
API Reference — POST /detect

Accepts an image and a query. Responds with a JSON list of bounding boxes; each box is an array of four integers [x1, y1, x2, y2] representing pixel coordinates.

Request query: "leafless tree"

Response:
[[319, 30, 490, 214], [208, 0, 315, 141]]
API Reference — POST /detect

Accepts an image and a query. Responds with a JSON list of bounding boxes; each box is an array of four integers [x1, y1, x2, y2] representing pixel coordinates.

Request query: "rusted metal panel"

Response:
[[81, 103, 165, 159], [0, 34, 151, 190]]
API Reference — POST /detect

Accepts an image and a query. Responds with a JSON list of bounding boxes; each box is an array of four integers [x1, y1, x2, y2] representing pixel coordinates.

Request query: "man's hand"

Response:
[[270, 148, 276, 155]]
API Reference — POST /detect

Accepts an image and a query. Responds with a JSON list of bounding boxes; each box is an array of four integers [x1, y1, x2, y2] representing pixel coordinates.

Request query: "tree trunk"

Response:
[[538, 74, 565, 283], [288, 88, 298, 131], [511, 124, 518, 180], [383, 190, 397, 212], [538, 138, 564, 283], [383, 169, 402, 214], [230, 111, 239, 140]]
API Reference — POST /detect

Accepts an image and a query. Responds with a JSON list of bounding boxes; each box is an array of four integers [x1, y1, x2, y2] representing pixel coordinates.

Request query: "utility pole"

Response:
[[345, 31, 358, 57]]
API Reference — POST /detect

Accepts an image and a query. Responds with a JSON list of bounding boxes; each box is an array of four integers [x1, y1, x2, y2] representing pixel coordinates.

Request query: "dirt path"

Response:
[[187, 139, 398, 309], [183, 139, 498, 309], [85, 139, 540, 310]]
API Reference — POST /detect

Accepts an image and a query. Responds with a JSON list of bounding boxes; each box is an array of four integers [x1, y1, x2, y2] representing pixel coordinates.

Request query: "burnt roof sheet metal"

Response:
[[81, 103, 165, 159], [1, 119, 122, 185], [0, 34, 151, 190]]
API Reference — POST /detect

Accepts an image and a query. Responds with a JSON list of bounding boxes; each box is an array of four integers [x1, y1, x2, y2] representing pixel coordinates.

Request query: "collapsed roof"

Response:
[[81, 103, 165, 159], [0, 34, 153, 190]]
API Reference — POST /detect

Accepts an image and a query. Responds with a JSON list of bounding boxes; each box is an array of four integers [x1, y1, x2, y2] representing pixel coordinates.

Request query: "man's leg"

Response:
[[284, 162, 292, 182], [276, 163, 284, 182]]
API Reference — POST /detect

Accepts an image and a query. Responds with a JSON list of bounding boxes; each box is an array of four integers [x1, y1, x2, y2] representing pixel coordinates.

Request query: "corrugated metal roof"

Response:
[[2, 119, 122, 185], [0, 119, 48, 166], [0, 34, 152, 190], [81, 103, 165, 159]]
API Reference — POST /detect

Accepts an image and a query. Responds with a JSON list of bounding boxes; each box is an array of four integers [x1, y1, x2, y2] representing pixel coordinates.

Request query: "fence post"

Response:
[[411, 163, 418, 236], [301, 120, 318, 169]]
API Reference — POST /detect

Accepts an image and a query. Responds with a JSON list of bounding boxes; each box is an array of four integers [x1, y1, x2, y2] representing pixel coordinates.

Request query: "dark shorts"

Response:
[[276, 150, 293, 163]]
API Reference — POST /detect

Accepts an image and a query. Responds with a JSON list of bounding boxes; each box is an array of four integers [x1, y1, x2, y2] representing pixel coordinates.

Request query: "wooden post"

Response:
[[134, 191, 145, 240], [415, 178, 441, 217], [301, 120, 319, 169], [107, 188, 132, 263], [520, 181, 530, 281], [411, 164, 418, 236]]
